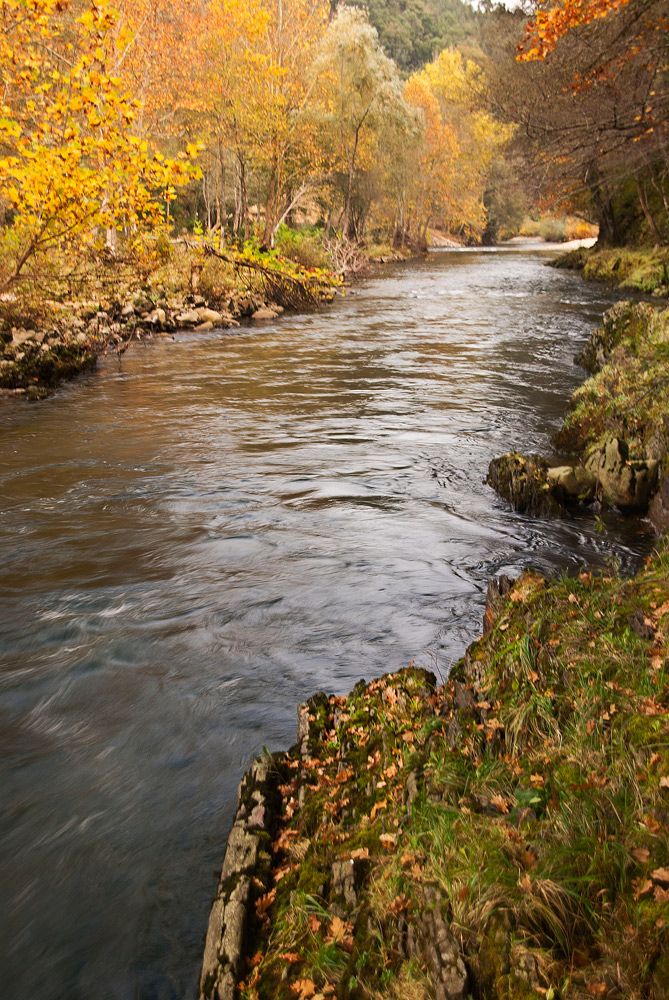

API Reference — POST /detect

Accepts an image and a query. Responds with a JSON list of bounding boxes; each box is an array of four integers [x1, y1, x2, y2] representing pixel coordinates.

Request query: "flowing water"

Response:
[[0, 245, 655, 999]]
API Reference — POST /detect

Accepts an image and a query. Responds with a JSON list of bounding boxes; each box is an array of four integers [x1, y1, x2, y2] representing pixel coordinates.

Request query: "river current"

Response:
[[0, 246, 654, 998]]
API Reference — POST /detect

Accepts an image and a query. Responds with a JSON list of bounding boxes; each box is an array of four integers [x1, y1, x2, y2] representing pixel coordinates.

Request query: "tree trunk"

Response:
[[342, 126, 360, 240], [635, 170, 663, 244], [263, 157, 280, 245]]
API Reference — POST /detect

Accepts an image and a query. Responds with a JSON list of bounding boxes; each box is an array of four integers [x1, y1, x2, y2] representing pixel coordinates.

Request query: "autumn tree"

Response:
[[491, 0, 669, 244], [401, 49, 509, 244], [314, 5, 409, 239], [0, 0, 197, 291]]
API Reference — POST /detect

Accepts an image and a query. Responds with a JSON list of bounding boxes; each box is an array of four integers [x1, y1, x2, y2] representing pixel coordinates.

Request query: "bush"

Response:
[[274, 224, 327, 269]]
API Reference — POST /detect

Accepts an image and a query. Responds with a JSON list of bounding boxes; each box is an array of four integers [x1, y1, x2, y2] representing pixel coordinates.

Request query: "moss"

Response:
[[552, 245, 669, 297]]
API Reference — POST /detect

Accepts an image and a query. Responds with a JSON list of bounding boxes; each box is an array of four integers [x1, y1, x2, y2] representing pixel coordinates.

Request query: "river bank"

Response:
[[199, 266, 669, 1000], [488, 301, 669, 531], [552, 245, 669, 298], [0, 239, 341, 400], [200, 551, 669, 1000]]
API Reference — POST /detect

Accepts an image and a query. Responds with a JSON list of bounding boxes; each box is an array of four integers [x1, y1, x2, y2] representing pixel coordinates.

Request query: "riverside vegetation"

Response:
[[200, 560, 669, 1000]]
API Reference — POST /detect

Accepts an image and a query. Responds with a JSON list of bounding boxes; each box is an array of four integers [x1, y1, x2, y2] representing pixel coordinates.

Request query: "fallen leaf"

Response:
[[654, 885, 669, 903], [568, 593, 578, 604], [491, 793, 510, 814], [247, 952, 263, 968], [308, 915, 322, 934], [631, 848, 650, 864], [279, 953, 300, 964], [651, 867, 669, 886], [379, 833, 397, 850], [370, 799, 387, 819], [660, 776, 669, 789], [586, 981, 606, 996], [326, 915, 354, 952], [255, 888, 276, 917], [290, 979, 316, 999], [350, 848, 370, 861], [633, 878, 653, 900], [518, 872, 532, 893], [385, 764, 398, 779], [402, 731, 415, 744], [530, 773, 545, 787], [388, 893, 409, 914]]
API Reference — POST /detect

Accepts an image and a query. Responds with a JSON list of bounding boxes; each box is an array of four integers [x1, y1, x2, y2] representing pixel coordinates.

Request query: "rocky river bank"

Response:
[[488, 300, 669, 533], [199, 556, 669, 1000], [0, 287, 291, 400]]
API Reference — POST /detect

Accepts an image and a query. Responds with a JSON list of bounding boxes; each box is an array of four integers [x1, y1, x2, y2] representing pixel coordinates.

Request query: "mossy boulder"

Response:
[[585, 436, 659, 512], [488, 453, 564, 517]]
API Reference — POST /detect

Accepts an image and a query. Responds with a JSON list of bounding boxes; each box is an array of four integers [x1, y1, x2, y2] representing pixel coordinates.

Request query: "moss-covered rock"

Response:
[[487, 453, 565, 517]]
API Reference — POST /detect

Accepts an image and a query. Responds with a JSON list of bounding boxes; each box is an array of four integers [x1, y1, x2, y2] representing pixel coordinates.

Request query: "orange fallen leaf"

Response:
[[308, 915, 322, 934], [379, 833, 397, 850], [630, 848, 650, 864], [491, 793, 510, 814], [402, 731, 415, 744], [388, 893, 409, 914], [651, 867, 669, 885], [290, 978, 316, 999], [256, 888, 276, 917], [350, 847, 370, 861], [370, 799, 387, 819], [326, 915, 354, 952], [279, 952, 300, 964]]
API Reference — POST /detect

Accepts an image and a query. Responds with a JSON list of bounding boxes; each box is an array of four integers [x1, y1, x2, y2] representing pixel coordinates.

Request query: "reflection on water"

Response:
[[0, 246, 654, 999]]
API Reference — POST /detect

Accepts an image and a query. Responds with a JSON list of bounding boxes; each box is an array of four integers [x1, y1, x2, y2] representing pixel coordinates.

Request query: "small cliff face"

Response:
[[200, 547, 669, 1000]]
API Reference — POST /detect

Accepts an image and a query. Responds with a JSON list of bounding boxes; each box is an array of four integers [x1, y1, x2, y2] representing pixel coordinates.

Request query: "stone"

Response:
[[453, 680, 475, 712], [133, 295, 153, 313], [251, 306, 279, 320], [331, 859, 357, 907], [488, 452, 564, 517], [546, 464, 596, 500], [483, 575, 513, 635], [121, 302, 135, 317], [11, 329, 37, 346], [175, 310, 201, 326], [220, 824, 259, 882], [585, 437, 659, 511], [147, 308, 166, 326], [649, 474, 669, 532], [196, 307, 223, 324], [195, 321, 214, 331]]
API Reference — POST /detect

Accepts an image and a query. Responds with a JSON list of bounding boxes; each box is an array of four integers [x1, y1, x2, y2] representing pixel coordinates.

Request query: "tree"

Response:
[[314, 5, 406, 239], [0, 0, 197, 290], [401, 49, 509, 243], [508, 0, 669, 244]]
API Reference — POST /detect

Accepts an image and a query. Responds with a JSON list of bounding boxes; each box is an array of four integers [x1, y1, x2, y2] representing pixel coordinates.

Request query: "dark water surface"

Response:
[[0, 246, 654, 998]]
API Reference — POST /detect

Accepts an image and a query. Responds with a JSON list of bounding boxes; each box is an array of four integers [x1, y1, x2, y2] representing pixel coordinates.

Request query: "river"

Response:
[[0, 245, 655, 999]]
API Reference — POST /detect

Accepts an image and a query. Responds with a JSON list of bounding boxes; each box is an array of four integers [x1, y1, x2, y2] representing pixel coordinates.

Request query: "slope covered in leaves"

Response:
[[231, 548, 669, 1000]]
